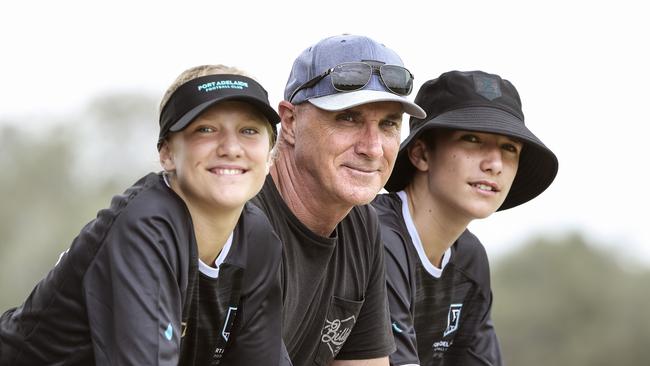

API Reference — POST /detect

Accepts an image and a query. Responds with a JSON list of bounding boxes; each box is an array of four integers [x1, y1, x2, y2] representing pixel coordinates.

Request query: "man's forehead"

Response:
[[343, 101, 404, 116], [301, 100, 404, 119]]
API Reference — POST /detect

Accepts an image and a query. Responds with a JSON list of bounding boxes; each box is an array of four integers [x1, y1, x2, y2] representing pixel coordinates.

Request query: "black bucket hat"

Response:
[[385, 70, 558, 211]]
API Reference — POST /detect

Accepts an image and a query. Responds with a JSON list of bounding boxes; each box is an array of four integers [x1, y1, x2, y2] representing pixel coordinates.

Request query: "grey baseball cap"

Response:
[[284, 34, 426, 118]]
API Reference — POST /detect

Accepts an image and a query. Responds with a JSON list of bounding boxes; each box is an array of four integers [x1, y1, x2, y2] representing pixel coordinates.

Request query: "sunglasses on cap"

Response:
[[288, 61, 414, 103]]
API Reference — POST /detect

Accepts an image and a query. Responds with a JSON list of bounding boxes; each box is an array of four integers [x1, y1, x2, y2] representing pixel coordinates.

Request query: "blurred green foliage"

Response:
[[493, 232, 650, 365], [0, 92, 159, 310]]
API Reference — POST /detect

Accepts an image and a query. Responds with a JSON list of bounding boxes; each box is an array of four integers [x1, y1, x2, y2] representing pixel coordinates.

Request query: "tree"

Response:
[[0, 92, 158, 310], [492, 233, 650, 365]]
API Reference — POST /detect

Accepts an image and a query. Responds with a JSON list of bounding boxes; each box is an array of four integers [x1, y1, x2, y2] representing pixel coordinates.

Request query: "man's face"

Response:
[[291, 101, 403, 207]]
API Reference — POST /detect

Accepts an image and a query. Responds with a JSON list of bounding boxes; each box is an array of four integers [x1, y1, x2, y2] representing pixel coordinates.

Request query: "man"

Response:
[[252, 34, 426, 366], [372, 70, 558, 365]]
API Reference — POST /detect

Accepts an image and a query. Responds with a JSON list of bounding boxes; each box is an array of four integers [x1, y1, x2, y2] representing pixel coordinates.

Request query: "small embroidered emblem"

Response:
[[474, 75, 502, 100], [443, 304, 463, 337]]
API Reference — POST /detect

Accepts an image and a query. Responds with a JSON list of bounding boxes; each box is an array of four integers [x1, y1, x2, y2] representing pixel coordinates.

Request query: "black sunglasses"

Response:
[[288, 62, 414, 103]]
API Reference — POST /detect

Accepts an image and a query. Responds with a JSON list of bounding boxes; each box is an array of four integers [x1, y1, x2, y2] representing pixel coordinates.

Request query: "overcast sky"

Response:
[[2, 0, 648, 264]]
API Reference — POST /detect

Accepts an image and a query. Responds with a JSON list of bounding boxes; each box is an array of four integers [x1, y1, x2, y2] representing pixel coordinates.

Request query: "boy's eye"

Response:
[[461, 134, 479, 143], [502, 143, 520, 153]]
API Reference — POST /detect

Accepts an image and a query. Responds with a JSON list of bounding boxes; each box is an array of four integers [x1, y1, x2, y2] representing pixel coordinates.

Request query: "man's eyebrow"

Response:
[[337, 109, 402, 121], [384, 112, 404, 121], [338, 109, 362, 117]]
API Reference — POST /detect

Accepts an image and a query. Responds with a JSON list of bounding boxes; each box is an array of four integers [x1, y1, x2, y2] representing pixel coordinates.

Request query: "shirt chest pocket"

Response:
[[313, 296, 365, 366]]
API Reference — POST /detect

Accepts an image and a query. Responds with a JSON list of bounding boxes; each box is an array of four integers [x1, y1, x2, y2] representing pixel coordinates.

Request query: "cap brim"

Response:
[[385, 106, 558, 210], [308, 89, 426, 118], [169, 96, 281, 133]]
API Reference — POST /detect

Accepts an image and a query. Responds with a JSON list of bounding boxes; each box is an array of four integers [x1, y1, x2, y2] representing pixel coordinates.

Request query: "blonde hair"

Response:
[[159, 64, 275, 147]]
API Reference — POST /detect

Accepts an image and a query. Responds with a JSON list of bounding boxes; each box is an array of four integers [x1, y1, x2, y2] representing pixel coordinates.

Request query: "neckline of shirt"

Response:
[[397, 190, 452, 278], [198, 231, 234, 278], [267, 175, 338, 245], [163, 171, 234, 279]]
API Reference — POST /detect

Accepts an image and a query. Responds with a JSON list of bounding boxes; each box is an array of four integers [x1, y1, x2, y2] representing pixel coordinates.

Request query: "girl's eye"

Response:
[[241, 128, 259, 135], [197, 126, 215, 133]]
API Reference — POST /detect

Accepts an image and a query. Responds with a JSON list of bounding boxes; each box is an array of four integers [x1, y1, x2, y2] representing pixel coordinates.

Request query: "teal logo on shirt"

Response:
[[392, 322, 403, 333], [164, 323, 173, 340]]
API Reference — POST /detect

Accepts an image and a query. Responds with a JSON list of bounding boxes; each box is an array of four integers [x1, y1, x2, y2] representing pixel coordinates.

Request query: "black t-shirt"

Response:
[[372, 193, 502, 366], [252, 175, 395, 366], [0, 172, 283, 366]]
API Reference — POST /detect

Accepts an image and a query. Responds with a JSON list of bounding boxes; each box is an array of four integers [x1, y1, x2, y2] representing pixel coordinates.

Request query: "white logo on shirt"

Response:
[[444, 303, 463, 337], [222, 306, 238, 341], [321, 315, 356, 356], [432, 339, 453, 353]]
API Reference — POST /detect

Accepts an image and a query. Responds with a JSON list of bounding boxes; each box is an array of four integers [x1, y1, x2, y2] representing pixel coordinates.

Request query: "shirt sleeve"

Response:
[[336, 212, 396, 360], [83, 212, 184, 366], [384, 229, 420, 366], [221, 232, 283, 365], [464, 295, 503, 366], [459, 235, 503, 366], [447, 254, 503, 366]]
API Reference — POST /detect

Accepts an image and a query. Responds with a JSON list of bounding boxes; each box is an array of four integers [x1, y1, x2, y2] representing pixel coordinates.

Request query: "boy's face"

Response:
[[419, 129, 522, 220]]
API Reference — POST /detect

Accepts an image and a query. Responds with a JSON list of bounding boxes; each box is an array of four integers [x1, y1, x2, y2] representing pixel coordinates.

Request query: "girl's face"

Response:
[[415, 129, 523, 220], [160, 101, 272, 213]]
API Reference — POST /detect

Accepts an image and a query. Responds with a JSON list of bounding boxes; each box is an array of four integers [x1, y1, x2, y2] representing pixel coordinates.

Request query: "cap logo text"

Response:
[[197, 80, 249, 92]]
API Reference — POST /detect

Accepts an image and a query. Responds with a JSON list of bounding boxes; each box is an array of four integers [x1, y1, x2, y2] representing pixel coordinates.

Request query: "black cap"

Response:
[[385, 70, 558, 211], [158, 74, 280, 149]]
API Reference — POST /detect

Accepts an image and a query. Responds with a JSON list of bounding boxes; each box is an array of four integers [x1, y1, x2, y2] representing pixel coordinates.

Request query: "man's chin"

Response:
[[341, 186, 382, 206]]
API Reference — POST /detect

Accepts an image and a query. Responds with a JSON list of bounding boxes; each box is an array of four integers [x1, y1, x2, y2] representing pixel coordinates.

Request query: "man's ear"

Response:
[[408, 139, 430, 172], [159, 140, 176, 172], [277, 101, 297, 147], [264, 149, 275, 175]]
